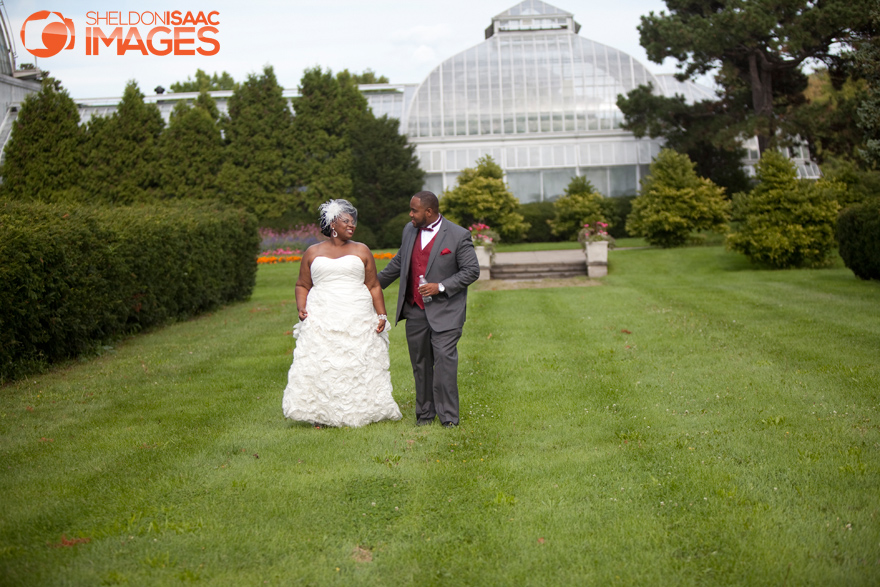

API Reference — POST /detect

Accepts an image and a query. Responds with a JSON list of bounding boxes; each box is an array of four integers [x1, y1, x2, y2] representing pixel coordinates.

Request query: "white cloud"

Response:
[[411, 45, 436, 64], [391, 24, 453, 44]]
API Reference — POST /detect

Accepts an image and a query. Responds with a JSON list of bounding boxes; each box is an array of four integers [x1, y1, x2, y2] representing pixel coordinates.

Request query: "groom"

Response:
[[378, 191, 480, 427]]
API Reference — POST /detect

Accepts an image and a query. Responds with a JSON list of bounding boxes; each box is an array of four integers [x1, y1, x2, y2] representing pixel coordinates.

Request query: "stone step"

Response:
[[490, 261, 586, 280]]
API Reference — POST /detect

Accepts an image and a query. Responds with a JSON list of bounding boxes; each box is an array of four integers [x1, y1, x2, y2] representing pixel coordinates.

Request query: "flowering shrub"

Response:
[[578, 222, 616, 248], [468, 223, 500, 253], [259, 225, 323, 254], [261, 248, 302, 256]]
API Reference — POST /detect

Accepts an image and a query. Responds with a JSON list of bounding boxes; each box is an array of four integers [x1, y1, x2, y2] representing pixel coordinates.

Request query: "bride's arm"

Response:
[[295, 249, 315, 320], [363, 251, 388, 333]]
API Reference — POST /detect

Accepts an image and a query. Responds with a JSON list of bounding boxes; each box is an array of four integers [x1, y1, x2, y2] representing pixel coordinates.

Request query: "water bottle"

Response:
[[418, 274, 432, 303]]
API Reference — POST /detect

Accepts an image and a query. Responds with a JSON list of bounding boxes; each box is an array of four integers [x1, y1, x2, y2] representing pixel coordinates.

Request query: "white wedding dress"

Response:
[[282, 255, 401, 427]]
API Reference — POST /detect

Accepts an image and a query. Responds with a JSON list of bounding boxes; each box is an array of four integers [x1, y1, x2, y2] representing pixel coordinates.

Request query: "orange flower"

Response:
[[257, 255, 303, 264]]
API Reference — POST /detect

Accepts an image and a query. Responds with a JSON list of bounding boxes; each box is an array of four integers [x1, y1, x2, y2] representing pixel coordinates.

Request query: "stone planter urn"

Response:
[[585, 241, 609, 278], [474, 246, 492, 280]]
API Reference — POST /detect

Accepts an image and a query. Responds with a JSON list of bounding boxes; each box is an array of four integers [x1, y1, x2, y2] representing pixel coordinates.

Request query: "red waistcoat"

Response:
[[406, 235, 434, 309]]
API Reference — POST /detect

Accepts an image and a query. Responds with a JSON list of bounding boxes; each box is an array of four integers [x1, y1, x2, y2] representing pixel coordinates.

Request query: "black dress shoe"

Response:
[[416, 419, 433, 426], [441, 422, 458, 428]]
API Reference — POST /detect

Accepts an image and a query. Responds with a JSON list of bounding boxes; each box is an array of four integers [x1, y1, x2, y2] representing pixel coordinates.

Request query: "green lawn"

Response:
[[1, 247, 878, 585], [494, 237, 649, 252]]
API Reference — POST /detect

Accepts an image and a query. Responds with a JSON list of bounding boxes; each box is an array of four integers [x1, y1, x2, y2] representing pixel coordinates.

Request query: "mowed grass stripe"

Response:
[[1, 248, 878, 585]]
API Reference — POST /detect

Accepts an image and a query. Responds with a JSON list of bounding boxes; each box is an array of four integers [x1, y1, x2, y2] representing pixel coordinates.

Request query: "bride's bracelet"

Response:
[[377, 314, 387, 321]]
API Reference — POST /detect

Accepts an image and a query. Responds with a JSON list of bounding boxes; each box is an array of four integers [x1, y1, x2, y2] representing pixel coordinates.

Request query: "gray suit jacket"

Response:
[[378, 218, 480, 332]]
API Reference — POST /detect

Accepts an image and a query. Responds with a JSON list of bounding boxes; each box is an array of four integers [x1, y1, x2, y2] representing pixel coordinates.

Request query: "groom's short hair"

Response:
[[414, 191, 439, 213]]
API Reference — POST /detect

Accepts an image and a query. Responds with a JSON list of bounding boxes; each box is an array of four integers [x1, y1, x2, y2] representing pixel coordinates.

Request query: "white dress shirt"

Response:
[[419, 216, 443, 249]]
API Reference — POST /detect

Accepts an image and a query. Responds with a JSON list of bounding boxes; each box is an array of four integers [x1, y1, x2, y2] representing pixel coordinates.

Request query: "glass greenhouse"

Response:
[[396, 1, 713, 200]]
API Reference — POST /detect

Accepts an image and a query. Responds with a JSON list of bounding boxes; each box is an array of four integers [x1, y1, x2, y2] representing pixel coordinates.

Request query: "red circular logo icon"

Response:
[[20, 11, 75, 58]]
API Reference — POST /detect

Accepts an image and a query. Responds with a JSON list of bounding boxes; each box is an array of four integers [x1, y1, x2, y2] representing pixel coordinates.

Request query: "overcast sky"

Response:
[[6, 0, 684, 99]]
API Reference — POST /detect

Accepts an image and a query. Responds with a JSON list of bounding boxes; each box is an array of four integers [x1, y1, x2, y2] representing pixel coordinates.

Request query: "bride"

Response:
[[282, 199, 402, 427]]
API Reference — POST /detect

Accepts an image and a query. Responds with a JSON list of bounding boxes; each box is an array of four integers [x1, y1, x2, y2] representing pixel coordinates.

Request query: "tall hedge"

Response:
[[837, 201, 880, 280], [0, 201, 259, 383]]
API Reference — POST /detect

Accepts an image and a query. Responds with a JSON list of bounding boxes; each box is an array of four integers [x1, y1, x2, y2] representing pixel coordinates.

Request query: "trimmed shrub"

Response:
[[601, 195, 636, 239], [549, 176, 607, 240], [727, 151, 841, 268], [837, 201, 880, 280], [441, 156, 529, 241], [518, 202, 561, 243], [379, 211, 413, 249], [627, 149, 730, 248], [0, 201, 259, 383]]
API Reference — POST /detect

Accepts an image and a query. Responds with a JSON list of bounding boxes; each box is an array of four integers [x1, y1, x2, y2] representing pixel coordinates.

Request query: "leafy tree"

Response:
[[820, 156, 880, 208], [549, 176, 607, 240], [290, 67, 370, 212], [789, 69, 869, 164], [727, 151, 841, 268], [80, 80, 164, 204], [617, 84, 751, 195], [170, 69, 236, 93], [627, 149, 729, 248], [157, 91, 225, 200], [217, 66, 296, 221], [637, 0, 874, 153], [441, 155, 529, 241], [351, 69, 389, 84], [350, 113, 424, 235], [853, 9, 880, 166], [0, 78, 82, 202]]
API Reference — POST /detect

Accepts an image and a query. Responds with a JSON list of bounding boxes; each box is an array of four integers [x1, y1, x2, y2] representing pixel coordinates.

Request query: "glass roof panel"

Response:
[[495, 1, 573, 18], [407, 28, 661, 139]]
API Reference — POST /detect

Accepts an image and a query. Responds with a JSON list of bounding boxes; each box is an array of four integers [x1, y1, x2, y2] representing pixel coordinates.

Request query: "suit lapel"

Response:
[[425, 223, 449, 276], [400, 224, 417, 282]]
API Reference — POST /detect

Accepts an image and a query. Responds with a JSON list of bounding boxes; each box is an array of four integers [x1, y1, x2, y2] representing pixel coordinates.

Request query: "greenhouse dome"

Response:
[[405, 0, 714, 200]]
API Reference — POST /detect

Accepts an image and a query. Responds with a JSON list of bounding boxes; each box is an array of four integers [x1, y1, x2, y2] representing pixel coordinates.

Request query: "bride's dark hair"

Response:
[[318, 199, 358, 237]]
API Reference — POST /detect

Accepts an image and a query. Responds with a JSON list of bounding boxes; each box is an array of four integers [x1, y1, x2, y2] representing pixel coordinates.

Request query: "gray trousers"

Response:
[[402, 303, 462, 425]]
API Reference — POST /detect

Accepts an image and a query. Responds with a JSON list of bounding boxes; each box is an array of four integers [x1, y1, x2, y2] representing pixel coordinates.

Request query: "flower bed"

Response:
[[259, 225, 323, 253], [257, 251, 396, 265]]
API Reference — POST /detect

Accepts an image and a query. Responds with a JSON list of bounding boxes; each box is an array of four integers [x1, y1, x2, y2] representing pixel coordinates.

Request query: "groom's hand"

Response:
[[418, 282, 440, 297]]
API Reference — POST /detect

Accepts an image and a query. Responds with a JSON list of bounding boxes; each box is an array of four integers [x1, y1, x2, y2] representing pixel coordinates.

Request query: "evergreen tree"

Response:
[[350, 113, 424, 234], [617, 85, 751, 195], [217, 66, 295, 221], [549, 176, 607, 240], [291, 67, 370, 212], [170, 69, 236, 93], [627, 149, 729, 248], [157, 91, 225, 200], [727, 151, 841, 267], [80, 80, 164, 204], [441, 156, 529, 241], [0, 78, 83, 202], [636, 0, 873, 153]]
